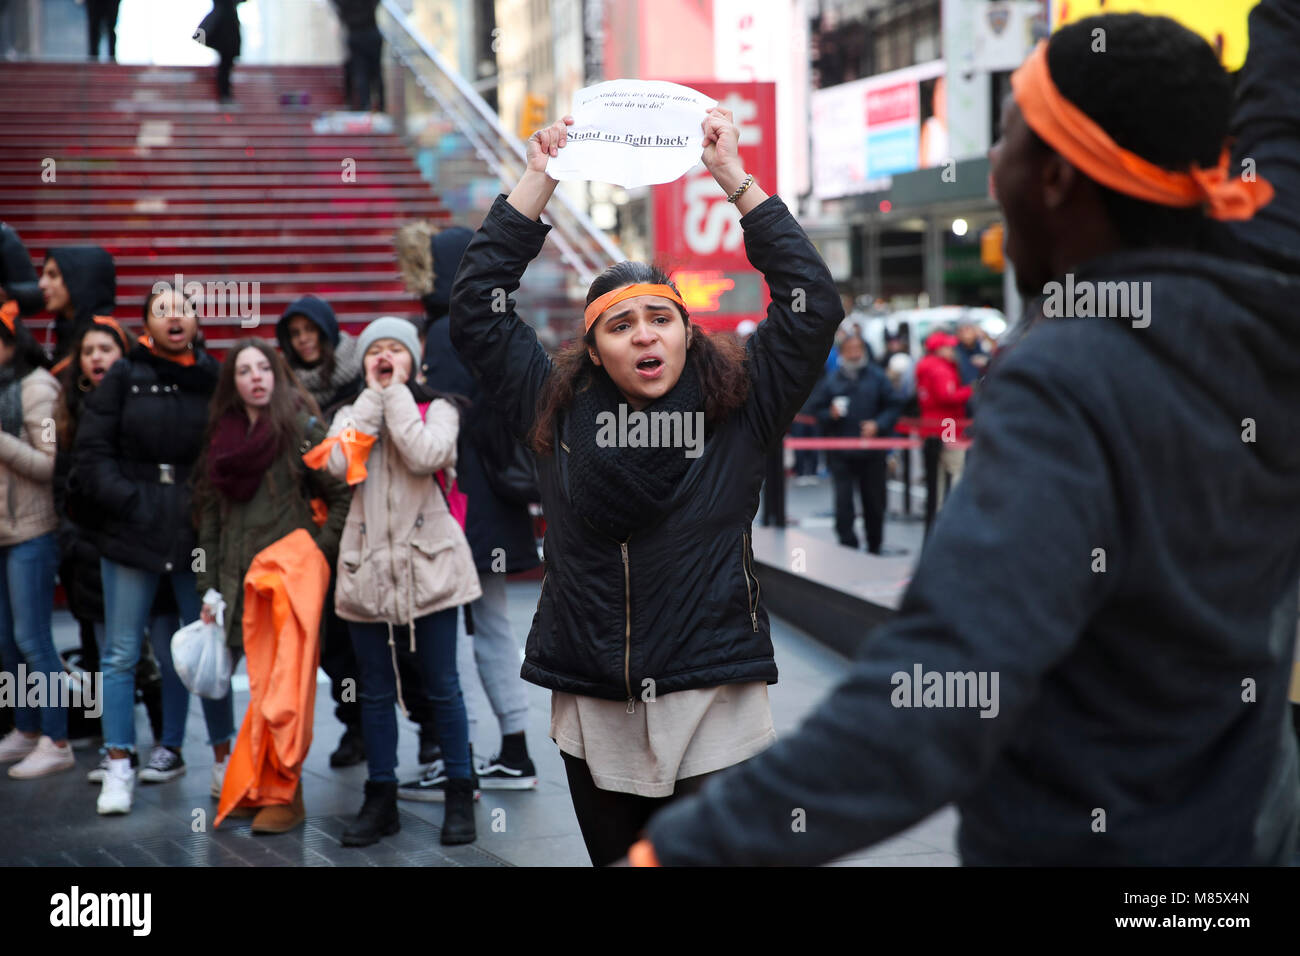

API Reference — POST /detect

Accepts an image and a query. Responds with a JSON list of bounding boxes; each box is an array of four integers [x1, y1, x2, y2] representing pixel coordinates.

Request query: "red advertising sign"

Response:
[[652, 81, 777, 333], [865, 81, 917, 127]]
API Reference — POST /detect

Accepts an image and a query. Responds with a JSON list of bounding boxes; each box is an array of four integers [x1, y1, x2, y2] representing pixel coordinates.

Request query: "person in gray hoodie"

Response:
[[636, 2, 1300, 866]]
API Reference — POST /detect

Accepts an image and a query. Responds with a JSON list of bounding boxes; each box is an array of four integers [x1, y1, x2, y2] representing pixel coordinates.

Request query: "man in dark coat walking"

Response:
[[808, 334, 903, 554], [333, 0, 384, 112], [198, 0, 243, 103]]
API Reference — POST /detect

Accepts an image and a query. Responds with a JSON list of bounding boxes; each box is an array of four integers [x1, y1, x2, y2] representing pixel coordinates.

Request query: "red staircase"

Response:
[[1, 61, 451, 353]]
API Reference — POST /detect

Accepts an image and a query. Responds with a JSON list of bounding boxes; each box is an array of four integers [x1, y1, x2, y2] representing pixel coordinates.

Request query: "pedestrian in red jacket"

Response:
[[914, 331, 972, 537]]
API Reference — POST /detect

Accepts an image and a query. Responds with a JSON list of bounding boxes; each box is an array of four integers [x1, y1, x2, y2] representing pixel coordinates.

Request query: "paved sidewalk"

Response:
[[0, 576, 958, 867]]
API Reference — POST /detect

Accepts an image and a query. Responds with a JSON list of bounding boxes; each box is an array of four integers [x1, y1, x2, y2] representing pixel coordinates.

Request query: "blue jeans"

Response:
[[100, 558, 235, 753], [0, 533, 64, 741], [350, 608, 470, 782]]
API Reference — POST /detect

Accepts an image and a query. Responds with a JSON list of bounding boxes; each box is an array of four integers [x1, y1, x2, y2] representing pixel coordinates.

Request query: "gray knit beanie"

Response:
[[358, 316, 421, 370]]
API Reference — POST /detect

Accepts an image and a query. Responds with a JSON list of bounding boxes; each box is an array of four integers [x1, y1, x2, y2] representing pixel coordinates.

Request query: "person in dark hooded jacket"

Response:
[[630, 2, 1300, 867], [274, 294, 435, 767], [0, 223, 42, 318], [38, 247, 116, 363], [276, 295, 362, 418], [394, 224, 542, 799]]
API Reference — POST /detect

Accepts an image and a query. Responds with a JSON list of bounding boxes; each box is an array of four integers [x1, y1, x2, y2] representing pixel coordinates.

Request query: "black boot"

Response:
[[342, 780, 399, 847], [441, 778, 477, 845], [330, 726, 366, 768]]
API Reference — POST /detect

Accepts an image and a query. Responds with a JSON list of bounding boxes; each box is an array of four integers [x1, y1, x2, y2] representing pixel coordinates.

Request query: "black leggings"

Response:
[[561, 751, 713, 866]]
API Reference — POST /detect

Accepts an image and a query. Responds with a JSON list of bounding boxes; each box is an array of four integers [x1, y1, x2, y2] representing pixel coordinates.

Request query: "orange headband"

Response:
[[91, 315, 130, 350], [1011, 41, 1273, 222], [583, 283, 686, 334], [0, 300, 16, 336]]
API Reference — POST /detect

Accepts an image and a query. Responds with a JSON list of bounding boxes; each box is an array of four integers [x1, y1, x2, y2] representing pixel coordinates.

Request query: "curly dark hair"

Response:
[[529, 261, 750, 457]]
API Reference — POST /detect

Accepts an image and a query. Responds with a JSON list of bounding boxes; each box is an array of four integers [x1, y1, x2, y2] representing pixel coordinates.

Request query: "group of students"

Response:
[[0, 223, 543, 849]]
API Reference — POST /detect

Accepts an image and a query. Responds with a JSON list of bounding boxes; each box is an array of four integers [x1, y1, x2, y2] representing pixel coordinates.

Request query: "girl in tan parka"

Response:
[[311, 317, 481, 848]]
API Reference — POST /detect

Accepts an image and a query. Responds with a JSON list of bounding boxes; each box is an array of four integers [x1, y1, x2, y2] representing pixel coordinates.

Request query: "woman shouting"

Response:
[[449, 107, 843, 865]]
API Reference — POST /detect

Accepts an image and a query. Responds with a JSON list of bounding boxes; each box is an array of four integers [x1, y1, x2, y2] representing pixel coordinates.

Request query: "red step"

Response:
[[3, 58, 451, 363]]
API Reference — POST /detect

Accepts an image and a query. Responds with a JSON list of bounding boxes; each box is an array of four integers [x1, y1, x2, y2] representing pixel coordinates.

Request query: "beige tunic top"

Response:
[[551, 682, 776, 798]]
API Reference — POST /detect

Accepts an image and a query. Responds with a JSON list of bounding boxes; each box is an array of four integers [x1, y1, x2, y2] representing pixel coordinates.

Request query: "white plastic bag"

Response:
[[171, 590, 232, 699]]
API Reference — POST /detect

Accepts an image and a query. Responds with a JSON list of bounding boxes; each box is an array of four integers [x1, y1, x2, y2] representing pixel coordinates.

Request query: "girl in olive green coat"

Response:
[[195, 340, 350, 650]]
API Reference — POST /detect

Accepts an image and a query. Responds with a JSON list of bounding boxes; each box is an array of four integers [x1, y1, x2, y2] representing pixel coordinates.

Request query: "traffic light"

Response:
[[981, 223, 1005, 273], [519, 94, 548, 141]]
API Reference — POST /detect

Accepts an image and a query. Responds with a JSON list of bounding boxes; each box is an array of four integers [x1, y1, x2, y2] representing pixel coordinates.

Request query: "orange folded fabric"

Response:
[[1012, 41, 1273, 222], [627, 839, 661, 867], [215, 528, 330, 827], [301, 429, 377, 485], [0, 300, 17, 336]]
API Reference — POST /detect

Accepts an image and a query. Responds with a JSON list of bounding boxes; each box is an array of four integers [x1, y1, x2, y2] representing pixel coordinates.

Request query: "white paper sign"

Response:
[[545, 79, 718, 188]]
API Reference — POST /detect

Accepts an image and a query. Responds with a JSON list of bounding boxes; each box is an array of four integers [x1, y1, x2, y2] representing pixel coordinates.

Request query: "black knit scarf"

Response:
[[567, 361, 703, 541]]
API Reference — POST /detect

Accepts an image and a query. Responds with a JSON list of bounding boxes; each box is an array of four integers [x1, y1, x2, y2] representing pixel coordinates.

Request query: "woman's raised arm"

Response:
[[698, 108, 842, 450], [448, 119, 584, 444]]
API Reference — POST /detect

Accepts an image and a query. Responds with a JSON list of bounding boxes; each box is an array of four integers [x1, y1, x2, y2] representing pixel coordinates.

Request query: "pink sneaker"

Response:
[[0, 729, 38, 764], [8, 735, 75, 779]]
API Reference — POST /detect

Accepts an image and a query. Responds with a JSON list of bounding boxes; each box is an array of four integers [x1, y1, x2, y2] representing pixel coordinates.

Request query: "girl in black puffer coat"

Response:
[[53, 317, 167, 768], [74, 287, 234, 817]]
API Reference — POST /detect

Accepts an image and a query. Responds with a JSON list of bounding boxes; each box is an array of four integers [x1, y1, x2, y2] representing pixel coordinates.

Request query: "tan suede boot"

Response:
[[251, 781, 305, 834]]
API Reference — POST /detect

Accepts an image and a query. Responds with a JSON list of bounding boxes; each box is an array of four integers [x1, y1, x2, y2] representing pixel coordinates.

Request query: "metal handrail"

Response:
[[377, 0, 625, 286]]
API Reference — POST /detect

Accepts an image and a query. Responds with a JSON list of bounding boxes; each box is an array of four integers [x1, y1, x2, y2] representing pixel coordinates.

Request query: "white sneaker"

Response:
[[8, 736, 75, 779], [88, 750, 141, 783], [97, 760, 134, 815], [0, 729, 38, 763], [210, 754, 229, 798]]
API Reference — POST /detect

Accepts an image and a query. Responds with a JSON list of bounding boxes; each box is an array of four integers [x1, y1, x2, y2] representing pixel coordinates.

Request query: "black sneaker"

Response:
[[475, 751, 539, 790], [397, 751, 480, 803], [138, 746, 186, 783]]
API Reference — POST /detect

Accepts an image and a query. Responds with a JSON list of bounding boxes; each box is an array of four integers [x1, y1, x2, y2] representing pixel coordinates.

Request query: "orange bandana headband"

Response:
[[583, 283, 686, 334], [1011, 41, 1274, 222], [0, 300, 16, 337], [91, 315, 130, 351]]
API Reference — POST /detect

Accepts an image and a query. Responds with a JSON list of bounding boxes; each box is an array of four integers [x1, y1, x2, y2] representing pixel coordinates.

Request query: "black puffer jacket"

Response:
[[450, 195, 842, 702], [73, 345, 219, 574], [45, 247, 116, 360]]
